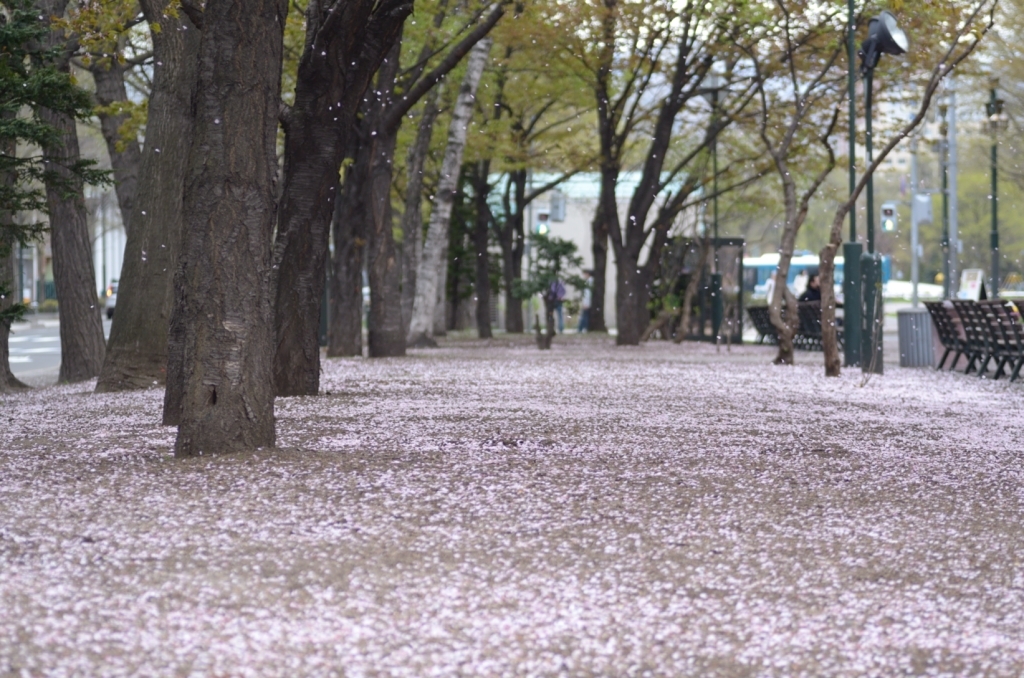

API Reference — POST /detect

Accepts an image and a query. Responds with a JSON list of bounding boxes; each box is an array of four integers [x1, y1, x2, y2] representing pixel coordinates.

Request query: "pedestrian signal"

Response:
[[881, 202, 898, 232]]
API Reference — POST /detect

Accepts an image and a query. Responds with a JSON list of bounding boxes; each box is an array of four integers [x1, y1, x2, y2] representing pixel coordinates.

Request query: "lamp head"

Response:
[[859, 11, 908, 72]]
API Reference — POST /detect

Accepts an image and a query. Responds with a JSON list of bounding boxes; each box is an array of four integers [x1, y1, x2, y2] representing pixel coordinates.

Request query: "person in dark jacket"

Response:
[[799, 269, 821, 302]]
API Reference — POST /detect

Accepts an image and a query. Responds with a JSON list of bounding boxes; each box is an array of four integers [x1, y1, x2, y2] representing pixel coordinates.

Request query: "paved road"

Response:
[[9, 317, 112, 380]]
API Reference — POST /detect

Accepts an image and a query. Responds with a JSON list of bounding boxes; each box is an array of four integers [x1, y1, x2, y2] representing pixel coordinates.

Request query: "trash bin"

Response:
[[897, 307, 934, 367]]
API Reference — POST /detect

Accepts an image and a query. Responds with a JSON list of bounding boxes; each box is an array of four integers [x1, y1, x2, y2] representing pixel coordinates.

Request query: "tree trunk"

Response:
[[272, 0, 409, 391], [820, 240, 842, 376], [615, 260, 646, 346], [472, 161, 492, 339], [90, 60, 141, 240], [36, 94, 106, 383], [171, 0, 286, 456], [1, 250, 28, 393], [363, 48, 407, 358], [589, 201, 609, 333], [498, 171, 526, 334], [407, 38, 492, 346], [400, 88, 441, 337], [98, 1, 199, 394], [432, 237, 448, 337], [328, 160, 365, 358], [768, 171, 802, 366]]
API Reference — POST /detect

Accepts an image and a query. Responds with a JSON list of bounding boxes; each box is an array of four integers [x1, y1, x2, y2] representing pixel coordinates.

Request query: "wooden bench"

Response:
[[928, 299, 1024, 381], [747, 301, 840, 351], [924, 301, 967, 370], [746, 305, 778, 344]]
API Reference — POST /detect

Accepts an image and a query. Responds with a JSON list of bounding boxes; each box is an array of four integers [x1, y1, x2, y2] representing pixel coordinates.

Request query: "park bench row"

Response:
[[925, 299, 1024, 381], [747, 301, 843, 351]]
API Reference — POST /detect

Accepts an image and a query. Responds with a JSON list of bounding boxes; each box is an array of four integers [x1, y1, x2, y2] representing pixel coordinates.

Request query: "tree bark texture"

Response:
[[0, 116, 28, 393], [272, 0, 410, 394], [1, 252, 28, 394], [170, 0, 287, 456], [407, 38, 492, 346], [90, 60, 141, 240], [37, 109, 106, 383], [364, 46, 406, 358], [472, 160, 492, 339], [399, 88, 441, 337], [327, 161, 365, 358], [98, 1, 200, 394], [589, 201, 609, 332], [497, 171, 526, 333]]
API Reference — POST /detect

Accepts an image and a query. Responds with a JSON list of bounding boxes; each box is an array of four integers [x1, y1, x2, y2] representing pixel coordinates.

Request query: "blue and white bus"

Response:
[[743, 251, 892, 298]]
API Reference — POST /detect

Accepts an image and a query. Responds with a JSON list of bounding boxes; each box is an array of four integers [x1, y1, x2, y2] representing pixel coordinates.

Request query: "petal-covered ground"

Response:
[[2, 338, 1024, 676]]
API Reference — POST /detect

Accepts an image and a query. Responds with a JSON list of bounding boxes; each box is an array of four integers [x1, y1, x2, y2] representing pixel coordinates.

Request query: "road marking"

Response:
[[9, 356, 31, 363], [11, 347, 60, 354]]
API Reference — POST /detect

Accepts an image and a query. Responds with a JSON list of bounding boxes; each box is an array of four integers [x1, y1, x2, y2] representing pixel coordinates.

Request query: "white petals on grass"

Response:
[[2, 340, 1024, 675]]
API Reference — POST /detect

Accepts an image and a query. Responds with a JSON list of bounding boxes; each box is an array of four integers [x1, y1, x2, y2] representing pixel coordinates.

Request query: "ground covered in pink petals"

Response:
[[2, 339, 1024, 676]]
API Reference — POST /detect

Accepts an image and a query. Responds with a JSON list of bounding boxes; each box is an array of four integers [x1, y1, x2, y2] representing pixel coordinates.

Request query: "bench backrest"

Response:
[[924, 301, 962, 350], [951, 300, 991, 353]]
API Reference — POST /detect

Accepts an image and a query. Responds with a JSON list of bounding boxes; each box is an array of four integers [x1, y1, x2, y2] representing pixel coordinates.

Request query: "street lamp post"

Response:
[[703, 70, 727, 341], [858, 10, 908, 375], [986, 78, 1008, 298], [844, 0, 861, 368], [939, 103, 950, 299]]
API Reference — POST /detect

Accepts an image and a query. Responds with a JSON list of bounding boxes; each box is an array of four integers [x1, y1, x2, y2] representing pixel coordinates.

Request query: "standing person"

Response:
[[549, 278, 566, 333], [577, 270, 592, 333]]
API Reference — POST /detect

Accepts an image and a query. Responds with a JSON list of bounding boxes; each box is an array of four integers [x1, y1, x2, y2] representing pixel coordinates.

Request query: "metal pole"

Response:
[[711, 88, 723, 340], [910, 136, 920, 308], [948, 79, 959, 297], [843, 0, 862, 368], [847, 0, 857, 243], [861, 67, 882, 374], [17, 243, 24, 304], [865, 68, 875, 255], [989, 83, 999, 299], [941, 132, 950, 299]]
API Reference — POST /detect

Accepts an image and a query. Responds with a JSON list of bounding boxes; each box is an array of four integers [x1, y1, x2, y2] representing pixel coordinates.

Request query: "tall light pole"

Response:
[[939, 102, 950, 299], [858, 10, 908, 375], [844, 0, 861, 368], [703, 68, 727, 341], [986, 78, 1008, 298]]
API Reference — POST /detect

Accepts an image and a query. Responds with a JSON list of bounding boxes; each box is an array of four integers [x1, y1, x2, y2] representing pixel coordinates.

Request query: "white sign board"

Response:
[[957, 269, 988, 301]]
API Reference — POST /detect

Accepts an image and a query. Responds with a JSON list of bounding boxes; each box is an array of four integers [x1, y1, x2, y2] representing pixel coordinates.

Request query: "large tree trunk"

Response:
[[472, 160, 492, 339], [407, 38, 492, 346], [1, 252, 28, 394], [272, 0, 409, 392], [0, 113, 28, 393], [589, 201, 609, 333], [170, 0, 286, 456], [497, 170, 526, 333], [34, 14, 107, 383], [364, 47, 406, 358], [328, 161, 365, 358], [399, 88, 441, 337], [98, 1, 199, 394], [615, 260, 646, 346], [90, 60, 141, 240]]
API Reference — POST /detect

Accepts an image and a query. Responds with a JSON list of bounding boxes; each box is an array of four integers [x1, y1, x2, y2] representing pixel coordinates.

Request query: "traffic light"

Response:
[[881, 202, 898, 232]]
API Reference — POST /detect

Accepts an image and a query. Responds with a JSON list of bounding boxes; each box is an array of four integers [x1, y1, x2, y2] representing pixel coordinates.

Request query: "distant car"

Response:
[[105, 281, 118, 319]]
